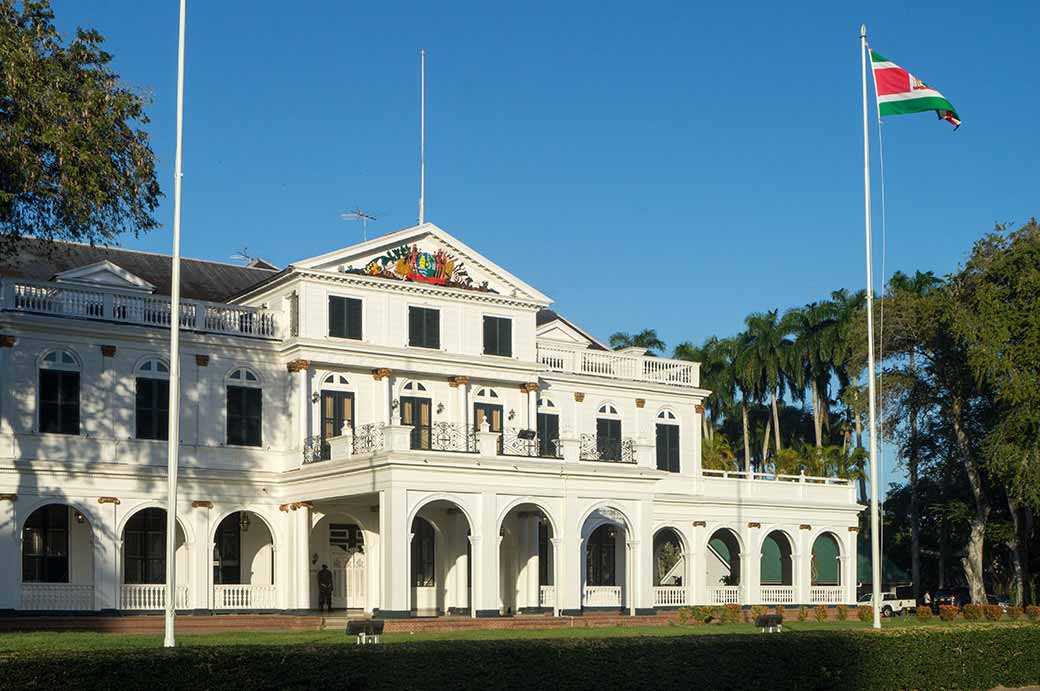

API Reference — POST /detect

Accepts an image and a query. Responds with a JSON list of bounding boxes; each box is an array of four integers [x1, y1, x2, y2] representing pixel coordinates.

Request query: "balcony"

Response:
[[579, 434, 635, 463], [1, 279, 279, 339], [537, 345, 700, 388]]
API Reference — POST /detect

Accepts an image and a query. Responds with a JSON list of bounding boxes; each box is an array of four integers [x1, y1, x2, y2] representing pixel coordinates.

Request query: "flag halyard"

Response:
[[870, 49, 961, 128]]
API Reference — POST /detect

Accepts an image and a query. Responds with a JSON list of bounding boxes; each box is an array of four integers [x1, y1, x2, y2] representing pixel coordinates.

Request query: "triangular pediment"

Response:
[[536, 313, 608, 351], [293, 223, 551, 304], [53, 260, 156, 293]]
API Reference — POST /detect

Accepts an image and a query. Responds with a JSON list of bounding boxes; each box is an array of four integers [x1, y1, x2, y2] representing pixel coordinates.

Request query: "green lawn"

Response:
[[0, 617, 1025, 653]]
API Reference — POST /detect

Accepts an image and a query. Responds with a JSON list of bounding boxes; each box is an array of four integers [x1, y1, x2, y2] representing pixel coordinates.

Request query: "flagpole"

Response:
[[860, 23, 883, 631], [418, 48, 425, 225], [164, 0, 187, 649]]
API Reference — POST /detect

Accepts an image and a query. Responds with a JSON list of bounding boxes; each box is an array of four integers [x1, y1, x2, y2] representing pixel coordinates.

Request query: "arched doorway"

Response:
[[810, 532, 842, 604], [499, 503, 555, 615], [706, 528, 741, 604], [310, 513, 367, 611], [760, 530, 795, 605], [653, 528, 686, 606], [411, 500, 474, 616], [212, 511, 276, 609], [20, 503, 94, 610], [120, 507, 189, 610], [580, 507, 630, 610]]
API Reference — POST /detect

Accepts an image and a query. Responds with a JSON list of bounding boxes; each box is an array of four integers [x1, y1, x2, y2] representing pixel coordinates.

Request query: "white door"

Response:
[[331, 548, 366, 610]]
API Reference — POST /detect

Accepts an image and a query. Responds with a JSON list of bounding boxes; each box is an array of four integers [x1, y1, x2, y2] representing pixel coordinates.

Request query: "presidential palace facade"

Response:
[[0, 223, 861, 617]]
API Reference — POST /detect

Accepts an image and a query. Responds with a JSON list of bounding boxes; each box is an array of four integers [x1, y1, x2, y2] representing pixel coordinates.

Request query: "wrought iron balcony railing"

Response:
[[579, 434, 635, 463], [499, 427, 562, 459]]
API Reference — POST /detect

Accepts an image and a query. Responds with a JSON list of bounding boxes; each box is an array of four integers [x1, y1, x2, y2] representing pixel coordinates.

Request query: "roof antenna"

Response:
[[418, 48, 426, 225], [341, 208, 378, 241], [230, 247, 254, 264]]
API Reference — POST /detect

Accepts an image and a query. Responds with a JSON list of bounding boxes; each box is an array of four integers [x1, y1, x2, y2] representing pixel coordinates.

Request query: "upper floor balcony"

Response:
[[536, 344, 700, 389], [0, 278, 281, 340]]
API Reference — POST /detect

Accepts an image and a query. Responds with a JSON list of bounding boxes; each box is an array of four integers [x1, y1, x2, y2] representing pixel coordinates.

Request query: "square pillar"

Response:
[[744, 523, 760, 605], [292, 504, 311, 611], [690, 522, 706, 605], [288, 360, 312, 452], [525, 514, 540, 610], [95, 499, 121, 611], [474, 493, 499, 617], [0, 498, 18, 610], [188, 503, 212, 611], [377, 488, 410, 617]]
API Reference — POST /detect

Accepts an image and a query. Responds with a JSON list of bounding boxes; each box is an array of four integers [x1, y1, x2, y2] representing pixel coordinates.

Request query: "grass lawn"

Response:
[[0, 617, 1026, 653]]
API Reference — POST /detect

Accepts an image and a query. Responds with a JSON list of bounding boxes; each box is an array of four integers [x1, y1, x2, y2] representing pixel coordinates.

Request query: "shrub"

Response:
[[836, 605, 848, 621], [710, 606, 725, 623], [814, 605, 828, 623], [939, 605, 959, 622], [1025, 605, 1040, 621], [857, 605, 872, 622], [983, 605, 1003, 621], [962, 604, 984, 621], [749, 605, 767, 623], [721, 604, 742, 624], [916, 605, 933, 621], [798, 606, 809, 622], [775, 605, 785, 620], [1007, 606, 1023, 621]]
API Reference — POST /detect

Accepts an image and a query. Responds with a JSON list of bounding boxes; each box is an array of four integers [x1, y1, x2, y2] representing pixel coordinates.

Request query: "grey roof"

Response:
[[0, 238, 276, 303], [536, 308, 608, 351]]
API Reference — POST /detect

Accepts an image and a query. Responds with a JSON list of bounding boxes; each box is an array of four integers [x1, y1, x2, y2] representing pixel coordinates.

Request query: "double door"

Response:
[[320, 390, 354, 460]]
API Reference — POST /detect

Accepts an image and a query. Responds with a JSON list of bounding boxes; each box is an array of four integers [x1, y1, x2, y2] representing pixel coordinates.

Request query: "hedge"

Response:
[[3, 626, 1040, 690]]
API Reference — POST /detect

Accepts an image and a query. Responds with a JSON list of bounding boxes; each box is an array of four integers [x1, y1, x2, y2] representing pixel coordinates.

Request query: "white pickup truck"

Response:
[[858, 590, 916, 617]]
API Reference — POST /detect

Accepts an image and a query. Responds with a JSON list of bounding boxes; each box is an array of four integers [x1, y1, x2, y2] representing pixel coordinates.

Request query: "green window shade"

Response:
[[812, 534, 841, 585], [408, 306, 440, 349], [482, 316, 512, 357], [760, 534, 784, 585], [328, 296, 363, 339]]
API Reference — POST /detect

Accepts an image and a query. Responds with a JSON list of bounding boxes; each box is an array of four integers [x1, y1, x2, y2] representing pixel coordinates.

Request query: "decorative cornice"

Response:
[[195, 354, 210, 367], [748, 521, 761, 529], [0, 335, 16, 348], [0, 493, 16, 502], [800, 524, 812, 530], [692, 520, 706, 527], [573, 392, 585, 403], [371, 367, 392, 381], [519, 382, 539, 394], [635, 398, 646, 409], [287, 359, 311, 373], [97, 496, 121, 505], [191, 500, 213, 509], [100, 344, 117, 357]]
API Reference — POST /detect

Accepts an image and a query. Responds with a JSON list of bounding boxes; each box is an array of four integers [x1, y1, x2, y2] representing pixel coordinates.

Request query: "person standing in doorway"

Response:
[[317, 563, 334, 616]]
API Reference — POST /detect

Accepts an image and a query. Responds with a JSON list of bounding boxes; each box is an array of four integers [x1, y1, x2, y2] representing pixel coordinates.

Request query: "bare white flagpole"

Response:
[[164, 0, 187, 648], [860, 23, 882, 630], [418, 48, 425, 225]]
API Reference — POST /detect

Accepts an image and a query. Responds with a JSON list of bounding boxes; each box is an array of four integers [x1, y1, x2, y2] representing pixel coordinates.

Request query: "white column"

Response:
[[525, 385, 537, 430], [293, 505, 311, 610], [845, 531, 858, 604], [745, 524, 760, 605], [526, 515, 540, 610], [475, 493, 498, 616], [796, 528, 810, 605], [292, 362, 311, 450], [456, 513, 470, 613], [0, 498, 18, 609], [380, 487, 410, 615], [550, 537, 562, 616], [691, 403, 704, 483], [189, 504, 211, 610], [0, 340, 12, 436]]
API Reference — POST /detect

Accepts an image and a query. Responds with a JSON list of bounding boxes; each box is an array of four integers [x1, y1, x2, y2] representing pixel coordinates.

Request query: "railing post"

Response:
[[475, 421, 499, 456], [384, 424, 414, 452], [559, 428, 580, 463]]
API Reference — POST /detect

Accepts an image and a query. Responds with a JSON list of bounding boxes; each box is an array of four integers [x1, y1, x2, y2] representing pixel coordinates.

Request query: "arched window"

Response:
[[39, 349, 80, 435], [136, 359, 170, 440], [400, 381, 431, 450], [473, 387, 503, 433], [124, 508, 167, 584], [475, 388, 499, 399], [537, 397, 560, 457], [811, 533, 842, 585], [401, 380, 427, 393], [227, 368, 262, 447], [319, 374, 354, 460], [656, 408, 680, 473], [586, 524, 618, 586], [22, 504, 70, 583], [595, 403, 622, 461], [411, 517, 435, 587]]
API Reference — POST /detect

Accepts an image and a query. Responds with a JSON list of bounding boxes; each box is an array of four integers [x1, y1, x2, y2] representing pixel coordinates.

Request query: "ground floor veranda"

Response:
[[2, 489, 859, 616]]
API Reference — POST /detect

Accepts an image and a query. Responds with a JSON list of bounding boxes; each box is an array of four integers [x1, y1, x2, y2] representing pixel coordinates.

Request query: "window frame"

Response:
[[407, 305, 441, 350], [481, 314, 513, 358], [225, 368, 263, 447], [21, 504, 70, 584], [327, 294, 364, 341], [135, 359, 171, 441]]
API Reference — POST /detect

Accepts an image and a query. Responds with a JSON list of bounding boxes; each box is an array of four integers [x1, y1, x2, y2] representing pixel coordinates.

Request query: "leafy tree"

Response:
[[609, 328, 665, 354], [737, 310, 792, 461], [0, 0, 161, 257]]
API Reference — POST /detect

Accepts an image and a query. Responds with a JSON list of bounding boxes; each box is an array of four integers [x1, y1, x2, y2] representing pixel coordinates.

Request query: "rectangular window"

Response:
[[537, 412, 560, 457], [473, 403, 503, 433], [482, 316, 512, 357], [39, 370, 80, 435], [227, 386, 262, 447], [21, 504, 69, 583], [656, 424, 680, 473], [124, 509, 166, 585], [213, 517, 241, 585], [408, 306, 440, 349], [135, 378, 170, 440], [328, 295, 363, 340], [401, 396, 432, 450], [596, 418, 622, 461], [320, 391, 355, 461]]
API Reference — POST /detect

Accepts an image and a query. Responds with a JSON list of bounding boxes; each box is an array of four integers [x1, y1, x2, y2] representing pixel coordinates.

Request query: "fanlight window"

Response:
[[538, 397, 556, 410], [137, 359, 170, 377], [228, 368, 260, 386], [597, 403, 619, 416], [41, 349, 79, 370], [475, 388, 499, 399], [323, 374, 350, 386], [657, 409, 677, 421], [402, 381, 427, 392]]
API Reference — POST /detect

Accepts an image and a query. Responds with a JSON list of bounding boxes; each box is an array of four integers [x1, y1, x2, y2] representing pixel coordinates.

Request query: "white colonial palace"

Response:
[[0, 223, 859, 617]]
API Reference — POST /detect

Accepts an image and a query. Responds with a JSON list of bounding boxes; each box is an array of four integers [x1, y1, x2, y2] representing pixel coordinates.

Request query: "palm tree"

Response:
[[674, 336, 735, 441], [610, 328, 665, 355], [737, 310, 793, 462], [783, 302, 838, 448]]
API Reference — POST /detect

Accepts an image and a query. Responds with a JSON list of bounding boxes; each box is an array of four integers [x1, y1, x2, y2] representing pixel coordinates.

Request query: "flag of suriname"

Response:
[[870, 50, 961, 128]]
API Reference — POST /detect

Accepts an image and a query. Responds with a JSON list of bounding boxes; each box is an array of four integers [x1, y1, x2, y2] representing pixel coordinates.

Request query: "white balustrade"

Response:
[[536, 344, 699, 388], [653, 586, 688, 607], [120, 584, 189, 610], [760, 586, 796, 604], [709, 586, 741, 605], [810, 586, 844, 604], [4, 279, 278, 339], [583, 585, 622, 607], [539, 585, 556, 608], [214, 584, 277, 610], [21, 583, 94, 610]]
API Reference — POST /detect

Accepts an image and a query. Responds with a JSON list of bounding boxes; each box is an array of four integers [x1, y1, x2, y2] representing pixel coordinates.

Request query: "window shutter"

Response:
[[348, 297, 362, 339], [499, 318, 512, 357], [483, 316, 495, 354], [427, 308, 440, 348], [408, 307, 422, 346]]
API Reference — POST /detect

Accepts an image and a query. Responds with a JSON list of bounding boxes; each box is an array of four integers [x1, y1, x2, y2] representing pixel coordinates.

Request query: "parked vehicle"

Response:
[[858, 591, 915, 617], [932, 587, 970, 611]]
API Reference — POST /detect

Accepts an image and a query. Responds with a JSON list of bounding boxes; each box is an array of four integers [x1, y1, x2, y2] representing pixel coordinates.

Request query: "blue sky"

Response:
[[50, 1, 1038, 482]]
